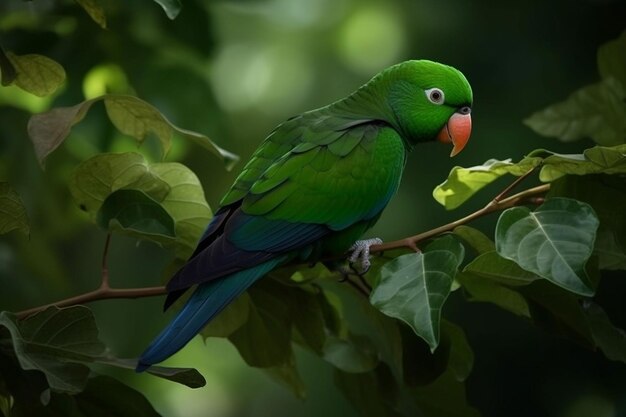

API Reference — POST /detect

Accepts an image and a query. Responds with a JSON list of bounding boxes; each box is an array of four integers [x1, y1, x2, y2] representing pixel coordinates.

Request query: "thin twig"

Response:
[[369, 183, 550, 253], [101, 233, 111, 290], [15, 234, 167, 320]]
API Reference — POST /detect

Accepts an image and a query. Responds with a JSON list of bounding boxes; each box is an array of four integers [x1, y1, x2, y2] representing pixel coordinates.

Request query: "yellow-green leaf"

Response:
[[70, 152, 211, 258], [6, 52, 65, 97], [433, 157, 541, 210]]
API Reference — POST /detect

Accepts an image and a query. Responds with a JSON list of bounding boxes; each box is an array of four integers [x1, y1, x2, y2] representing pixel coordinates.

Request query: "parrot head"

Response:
[[376, 60, 473, 156]]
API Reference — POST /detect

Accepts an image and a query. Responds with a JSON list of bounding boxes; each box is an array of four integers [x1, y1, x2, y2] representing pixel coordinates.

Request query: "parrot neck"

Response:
[[327, 79, 416, 151]]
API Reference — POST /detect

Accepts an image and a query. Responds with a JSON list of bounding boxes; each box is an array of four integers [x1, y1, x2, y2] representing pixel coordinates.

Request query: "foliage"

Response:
[[1, 2, 625, 417]]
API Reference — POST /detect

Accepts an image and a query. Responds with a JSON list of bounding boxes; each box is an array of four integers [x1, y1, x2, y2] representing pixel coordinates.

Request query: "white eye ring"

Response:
[[425, 88, 445, 105]]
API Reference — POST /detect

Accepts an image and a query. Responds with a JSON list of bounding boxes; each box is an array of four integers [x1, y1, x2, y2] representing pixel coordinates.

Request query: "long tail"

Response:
[[136, 258, 284, 372]]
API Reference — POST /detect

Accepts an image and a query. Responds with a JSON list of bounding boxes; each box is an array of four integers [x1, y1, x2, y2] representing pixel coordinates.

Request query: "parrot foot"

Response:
[[348, 238, 382, 273]]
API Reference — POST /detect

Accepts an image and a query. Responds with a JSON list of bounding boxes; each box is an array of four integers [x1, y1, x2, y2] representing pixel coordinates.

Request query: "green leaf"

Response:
[[149, 162, 213, 258], [96, 189, 176, 239], [453, 226, 495, 254], [495, 197, 599, 296], [0, 307, 105, 394], [5, 52, 65, 97], [98, 358, 205, 388], [462, 251, 539, 286], [70, 153, 170, 218], [0, 182, 29, 235], [548, 174, 626, 270], [457, 271, 531, 318], [75, 0, 107, 28], [228, 285, 292, 368], [520, 281, 594, 346], [201, 292, 251, 338], [582, 301, 626, 364], [27, 99, 97, 166], [412, 368, 481, 417], [597, 30, 626, 88], [322, 333, 378, 373], [370, 235, 464, 351], [433, 157, 542, 209], [524, 78, 626, 146], [0, 46, 16, 86], [153, 0, 182, 19], [263, 354, 307, 400], [69, 376, 160, 417], [27, 95, 239, 169], [319, 278, 403, 379], [539, 145, 626, 181], [11, 376, 161, 417], [70, 153, 211, 258], [441, 321, 474, 382], [334, 364, 402, 417]]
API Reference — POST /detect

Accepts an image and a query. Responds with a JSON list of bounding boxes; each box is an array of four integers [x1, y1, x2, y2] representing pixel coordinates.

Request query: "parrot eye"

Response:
[[425, 88, 445, 105]]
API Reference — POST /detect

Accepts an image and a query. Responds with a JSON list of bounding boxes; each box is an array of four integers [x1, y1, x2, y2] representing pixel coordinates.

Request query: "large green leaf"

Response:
[[433, 157, 542, 210], [456, 271, 531, 318], [0, 182, 29, 235], [370, 235, 464, 351], [10, 376, 161, 417], [462, 251, 539, 286], [228, 285, 293, 368], [96, 189, 176, 240], [597, 30, 626, 88], [496, 197, 599, 296], [524, 77, 626, 146], [319, 278, 403, 380], [549, 175, 626, 270], [539, 145, 626, 181], [0, 307, 104, 394], [453, 226, 495, 255], [27, 94, 239, 168], [149, 163, 213, 258], [70, 153, 169, 216], [0, 307, 205, 397], [5, 52, 65, 97], [70, 153, 211, 258]]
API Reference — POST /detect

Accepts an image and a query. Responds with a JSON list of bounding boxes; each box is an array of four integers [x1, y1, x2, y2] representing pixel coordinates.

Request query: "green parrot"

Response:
[[136, 59, 473, 371]]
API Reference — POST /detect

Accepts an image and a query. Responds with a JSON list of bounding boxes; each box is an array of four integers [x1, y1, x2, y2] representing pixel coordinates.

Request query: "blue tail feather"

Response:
[[136, 258, 284, 372]]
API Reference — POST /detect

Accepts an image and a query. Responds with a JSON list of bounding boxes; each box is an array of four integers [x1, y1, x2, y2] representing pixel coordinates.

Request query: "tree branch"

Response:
[[15, 234, 167, 320], [369, 183, 550, 253], [14, 175, 550, 319]]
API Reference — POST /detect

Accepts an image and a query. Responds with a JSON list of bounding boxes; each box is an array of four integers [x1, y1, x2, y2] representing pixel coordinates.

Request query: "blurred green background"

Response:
[[1, 0, 625, 416]]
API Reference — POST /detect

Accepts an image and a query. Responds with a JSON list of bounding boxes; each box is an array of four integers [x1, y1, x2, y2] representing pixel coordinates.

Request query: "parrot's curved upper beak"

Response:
[[437, 108, 472, 157]]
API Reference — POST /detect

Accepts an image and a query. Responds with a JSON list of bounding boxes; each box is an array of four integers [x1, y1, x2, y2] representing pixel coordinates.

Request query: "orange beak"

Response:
[[437, 111, 472, 157]]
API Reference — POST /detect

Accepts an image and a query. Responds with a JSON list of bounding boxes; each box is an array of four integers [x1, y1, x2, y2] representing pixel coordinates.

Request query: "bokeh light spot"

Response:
[[337, 7, 406, 74]]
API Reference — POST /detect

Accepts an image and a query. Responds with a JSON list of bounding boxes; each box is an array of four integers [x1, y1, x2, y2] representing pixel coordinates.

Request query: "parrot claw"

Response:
[[348, 238, 382, 273]]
